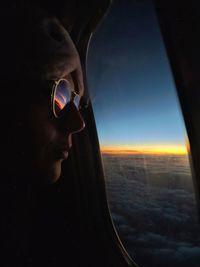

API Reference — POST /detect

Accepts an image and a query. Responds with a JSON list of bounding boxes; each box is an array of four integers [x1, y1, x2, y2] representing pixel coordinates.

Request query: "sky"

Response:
[[87, 0, 187, 154]]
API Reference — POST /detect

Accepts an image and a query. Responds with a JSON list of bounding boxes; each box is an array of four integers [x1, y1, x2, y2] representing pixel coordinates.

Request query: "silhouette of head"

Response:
[[0, 2, 85, 184]]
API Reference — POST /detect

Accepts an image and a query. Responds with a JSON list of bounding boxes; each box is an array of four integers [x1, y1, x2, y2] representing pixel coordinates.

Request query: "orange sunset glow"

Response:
[[101, 145, 188, 155]]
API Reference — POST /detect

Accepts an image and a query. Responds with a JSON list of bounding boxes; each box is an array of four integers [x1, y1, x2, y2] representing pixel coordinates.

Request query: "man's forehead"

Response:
[[40, 18, 81, 79]]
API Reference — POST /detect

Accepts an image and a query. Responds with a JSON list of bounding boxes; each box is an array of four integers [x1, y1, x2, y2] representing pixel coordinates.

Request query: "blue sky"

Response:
[[87, 0, 187, 150]]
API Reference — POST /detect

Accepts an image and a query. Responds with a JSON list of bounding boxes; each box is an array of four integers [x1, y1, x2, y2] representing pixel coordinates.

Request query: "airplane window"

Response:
[[87, 0, 200, 267]]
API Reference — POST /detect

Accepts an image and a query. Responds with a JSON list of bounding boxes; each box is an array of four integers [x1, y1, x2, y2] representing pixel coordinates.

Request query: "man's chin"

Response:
[[45, 161, 62, 184], [31, 160, 62, 185]]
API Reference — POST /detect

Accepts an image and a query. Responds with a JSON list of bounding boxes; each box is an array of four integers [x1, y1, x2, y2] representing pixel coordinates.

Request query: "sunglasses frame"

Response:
[[51, 78, 81, 118]]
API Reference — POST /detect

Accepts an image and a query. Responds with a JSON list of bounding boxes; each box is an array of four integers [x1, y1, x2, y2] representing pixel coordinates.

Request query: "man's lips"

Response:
[[60, 150, 69, 159], [54, 146, 71, 160]]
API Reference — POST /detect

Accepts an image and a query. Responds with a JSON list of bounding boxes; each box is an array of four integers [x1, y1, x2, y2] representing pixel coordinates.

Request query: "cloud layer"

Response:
[[103, 154, 200, 267]]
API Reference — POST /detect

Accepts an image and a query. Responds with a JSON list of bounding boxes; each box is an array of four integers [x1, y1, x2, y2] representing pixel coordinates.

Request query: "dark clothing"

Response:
[[0, 179, 103, 267]]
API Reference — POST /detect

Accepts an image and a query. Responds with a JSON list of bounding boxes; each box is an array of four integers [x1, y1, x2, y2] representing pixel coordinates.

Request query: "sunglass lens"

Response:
[[54, 79, 71, 117], [73, 94, 81, 109]]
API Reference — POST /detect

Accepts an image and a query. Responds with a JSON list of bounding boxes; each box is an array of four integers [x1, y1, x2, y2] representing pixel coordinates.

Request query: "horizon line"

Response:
[[100, 145, 188, 155]]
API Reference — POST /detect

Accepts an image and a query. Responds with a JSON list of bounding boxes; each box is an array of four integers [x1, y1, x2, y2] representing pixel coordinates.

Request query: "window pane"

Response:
[[87, 0, 200, 267]]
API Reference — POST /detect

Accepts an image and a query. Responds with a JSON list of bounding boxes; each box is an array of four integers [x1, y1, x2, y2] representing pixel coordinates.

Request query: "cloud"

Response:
[[103, 154, 200, 266]]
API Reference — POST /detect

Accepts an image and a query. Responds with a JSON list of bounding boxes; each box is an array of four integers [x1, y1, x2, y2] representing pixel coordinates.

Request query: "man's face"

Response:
[[28, 73, 85, 184], [23, 17, 85, 184]]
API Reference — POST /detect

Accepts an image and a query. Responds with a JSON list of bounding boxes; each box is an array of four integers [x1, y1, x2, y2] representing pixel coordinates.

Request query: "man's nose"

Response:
[[58, 102, 85, 134]]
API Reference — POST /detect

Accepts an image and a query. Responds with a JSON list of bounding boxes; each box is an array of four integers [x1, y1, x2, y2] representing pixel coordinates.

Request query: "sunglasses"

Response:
[[51, 78, 81, 118]]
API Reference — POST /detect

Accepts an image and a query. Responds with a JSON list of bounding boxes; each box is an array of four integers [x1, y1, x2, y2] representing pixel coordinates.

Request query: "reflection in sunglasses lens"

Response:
[[54, 80, 71, 117]]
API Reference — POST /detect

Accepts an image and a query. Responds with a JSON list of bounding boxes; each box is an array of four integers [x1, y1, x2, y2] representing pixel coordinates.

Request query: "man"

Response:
[[1, 1, 85, 184], [0, 1, 86, 265]]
